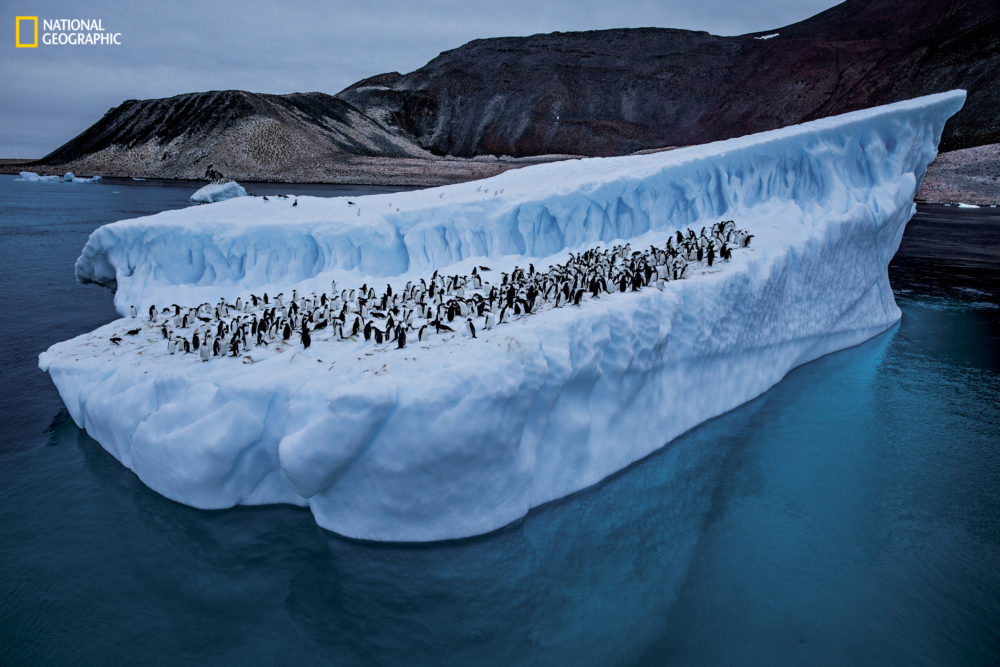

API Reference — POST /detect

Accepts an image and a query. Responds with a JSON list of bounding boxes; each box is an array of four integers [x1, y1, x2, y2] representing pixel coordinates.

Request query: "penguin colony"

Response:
[[115, 220, 753, 362]]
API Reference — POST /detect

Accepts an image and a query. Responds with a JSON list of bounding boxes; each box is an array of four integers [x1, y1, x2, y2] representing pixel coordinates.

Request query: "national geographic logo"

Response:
[[15, 16, 123, 47]]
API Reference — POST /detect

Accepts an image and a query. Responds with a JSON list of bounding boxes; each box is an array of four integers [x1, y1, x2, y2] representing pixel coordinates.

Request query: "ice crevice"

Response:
[[41, 91, 965, 541]]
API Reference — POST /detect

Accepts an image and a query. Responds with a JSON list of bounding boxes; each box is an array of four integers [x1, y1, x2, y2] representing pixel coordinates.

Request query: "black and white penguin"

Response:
[[301, 322, 311, 348], [397, 325, 407, 349], [465, 318, 476, 338]]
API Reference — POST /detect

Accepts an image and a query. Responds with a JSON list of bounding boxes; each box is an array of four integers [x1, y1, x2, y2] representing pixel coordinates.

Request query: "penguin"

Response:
[[465, 318, 477, 338], [397, 325, 407, 349], [148, 305, 157, 321], [110, 336, 122, 345], [200, 340, 211, 361], [293, 200, 298, 207], [167, 337, 177, 354], [282, 322, 292, 341], [129, 305, 137, 318], [418, 324, 427, 342], [301, 323, 311, 349], [743, 234, 754, 247], [126, 328, 140, 336]]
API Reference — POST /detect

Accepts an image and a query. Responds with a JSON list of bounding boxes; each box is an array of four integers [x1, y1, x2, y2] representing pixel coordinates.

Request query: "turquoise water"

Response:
[[0, 175, 997, 664]]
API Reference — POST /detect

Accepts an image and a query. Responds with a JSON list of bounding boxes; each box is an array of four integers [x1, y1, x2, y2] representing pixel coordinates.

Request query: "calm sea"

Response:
[[1, 175, 997, 665]]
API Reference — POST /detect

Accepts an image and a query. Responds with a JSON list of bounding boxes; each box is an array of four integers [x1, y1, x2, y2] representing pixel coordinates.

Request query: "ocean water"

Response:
[[0, 175, 997, 665]]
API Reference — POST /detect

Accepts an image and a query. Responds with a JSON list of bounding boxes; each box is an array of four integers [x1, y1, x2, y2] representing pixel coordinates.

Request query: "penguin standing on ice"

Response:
[[301, 322, 311, 349], [465, 318, 477, 338], [129, 305, 137, 318], [397, 325, 407, 349], [148, 305, 157, 322]]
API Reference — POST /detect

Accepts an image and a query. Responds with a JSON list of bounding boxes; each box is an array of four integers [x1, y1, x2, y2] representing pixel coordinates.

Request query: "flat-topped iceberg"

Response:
[[190, 180, 248, 203], [44, 91, 964, 541]]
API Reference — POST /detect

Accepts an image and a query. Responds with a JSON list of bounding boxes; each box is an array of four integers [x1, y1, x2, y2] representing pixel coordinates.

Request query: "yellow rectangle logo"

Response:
[[16, 16, 38, 47]]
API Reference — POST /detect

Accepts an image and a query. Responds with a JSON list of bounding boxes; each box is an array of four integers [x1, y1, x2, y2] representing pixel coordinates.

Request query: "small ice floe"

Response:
[[957, 202, 980, 208], [190, 181, 248, 203], [16, 170, 101, 183], [755, 33, 779, 40], [62, 171, 102, 183]]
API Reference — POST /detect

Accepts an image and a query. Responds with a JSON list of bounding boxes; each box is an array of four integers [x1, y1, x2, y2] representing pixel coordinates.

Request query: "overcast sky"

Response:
[[1, 0, 839, 157]]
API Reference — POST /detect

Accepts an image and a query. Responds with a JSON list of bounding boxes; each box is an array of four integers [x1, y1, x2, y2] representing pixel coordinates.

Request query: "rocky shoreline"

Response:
[[914, 143, 1000, 205], [3, 144, 997, 204]]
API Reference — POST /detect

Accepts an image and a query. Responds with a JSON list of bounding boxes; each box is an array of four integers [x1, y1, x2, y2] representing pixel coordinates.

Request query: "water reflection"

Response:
[[26, 325, 892, 665]]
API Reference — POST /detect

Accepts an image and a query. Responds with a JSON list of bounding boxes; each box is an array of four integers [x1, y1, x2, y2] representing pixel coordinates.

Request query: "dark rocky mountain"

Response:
[[17, 0, 998, 186], [31, 90, 447, 183], [340, 0, 999, 157]]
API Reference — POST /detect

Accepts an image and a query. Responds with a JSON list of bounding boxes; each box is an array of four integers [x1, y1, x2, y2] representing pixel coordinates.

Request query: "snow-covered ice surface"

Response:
[[44, 91, 964, 541], [190, 180, 248, 203], [17, 171, 101, 183]]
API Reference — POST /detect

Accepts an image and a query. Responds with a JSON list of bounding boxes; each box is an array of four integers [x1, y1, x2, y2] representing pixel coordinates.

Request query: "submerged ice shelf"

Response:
[[43, 91, 965, 541]]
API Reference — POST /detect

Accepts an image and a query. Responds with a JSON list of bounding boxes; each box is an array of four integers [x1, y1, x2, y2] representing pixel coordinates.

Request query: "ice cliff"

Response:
[[43, 91, 964, 541]]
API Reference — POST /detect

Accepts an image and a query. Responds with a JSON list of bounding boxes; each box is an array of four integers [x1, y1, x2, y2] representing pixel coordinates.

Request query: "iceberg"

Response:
[[43, 91, 964, 541], [15, 170, 101, 183], [190, 180, 248, 203], [17, 171, 60, 182], [14, 171, 101, 183]]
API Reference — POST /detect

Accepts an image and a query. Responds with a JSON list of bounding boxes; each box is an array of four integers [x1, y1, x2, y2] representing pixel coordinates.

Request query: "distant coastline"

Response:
[[3, 143, 997, 205]]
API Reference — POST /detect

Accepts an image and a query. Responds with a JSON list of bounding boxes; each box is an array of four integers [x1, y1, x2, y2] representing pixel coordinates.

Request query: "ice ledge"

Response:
[[46, 91, 964, 541]]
